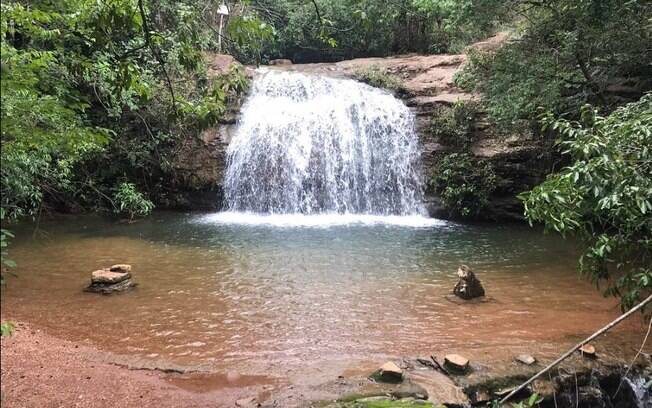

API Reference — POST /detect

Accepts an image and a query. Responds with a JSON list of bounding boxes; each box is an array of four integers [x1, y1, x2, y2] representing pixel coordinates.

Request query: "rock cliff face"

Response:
[[167, 54, 246, 211], [175, 34, 554, 220]]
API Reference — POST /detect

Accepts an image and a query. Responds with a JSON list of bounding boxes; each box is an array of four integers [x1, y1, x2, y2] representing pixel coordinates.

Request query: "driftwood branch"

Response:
[[500, 294, 652, 404]]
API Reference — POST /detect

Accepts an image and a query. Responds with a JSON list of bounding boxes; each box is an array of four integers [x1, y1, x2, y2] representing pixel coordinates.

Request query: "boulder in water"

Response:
[[579, 344, 596, 358], [87, 265, 135, 294], [91, 269, 131, 284], [453, 265, 485, 300], [371, 361, 403, 383], [444, 354, 470, 374]]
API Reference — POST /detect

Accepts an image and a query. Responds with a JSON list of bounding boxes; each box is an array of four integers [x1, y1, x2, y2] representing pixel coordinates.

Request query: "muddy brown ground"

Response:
[[3, 317, 649, 408], [0, 321, 278, 408]]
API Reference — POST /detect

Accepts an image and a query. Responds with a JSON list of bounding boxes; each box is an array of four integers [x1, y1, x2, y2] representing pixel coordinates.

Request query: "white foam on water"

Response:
[[198, 212, 447, 228]]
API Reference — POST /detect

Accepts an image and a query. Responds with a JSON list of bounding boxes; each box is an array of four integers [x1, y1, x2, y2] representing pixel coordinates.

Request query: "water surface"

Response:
[[1, 213, 637, 379]]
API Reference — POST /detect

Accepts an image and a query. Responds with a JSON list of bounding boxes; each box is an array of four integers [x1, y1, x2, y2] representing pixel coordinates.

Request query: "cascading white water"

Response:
[[220, 70, 430, 223]]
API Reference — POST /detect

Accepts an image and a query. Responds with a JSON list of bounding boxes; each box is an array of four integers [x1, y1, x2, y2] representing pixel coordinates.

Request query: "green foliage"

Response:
[[1, 209, 16, 284], [457, 0, 652, 126], [520, 95, 652, 310], [113, 182, 154, 221], [510, 393, 543, 408], [354, 66, 404, 93], [429, 153, 497, 218], [244, 0, 502, 63], [488, 393, 543, 408], [1, 0, 254, 221], [1, 321, 15, 337], [430, 100, 479, 150], [227, 14, 276, 64]]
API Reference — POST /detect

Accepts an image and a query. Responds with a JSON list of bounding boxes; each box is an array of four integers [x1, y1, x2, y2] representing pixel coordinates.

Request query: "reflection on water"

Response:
[[0, 212, 636, 376]]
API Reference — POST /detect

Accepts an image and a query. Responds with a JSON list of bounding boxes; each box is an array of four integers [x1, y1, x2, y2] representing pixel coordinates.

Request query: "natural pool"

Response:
[[1, 212, 640, 385]]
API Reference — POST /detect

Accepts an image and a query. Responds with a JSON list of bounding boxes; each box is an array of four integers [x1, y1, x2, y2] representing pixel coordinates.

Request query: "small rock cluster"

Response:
[[86, 264, 136, 294]]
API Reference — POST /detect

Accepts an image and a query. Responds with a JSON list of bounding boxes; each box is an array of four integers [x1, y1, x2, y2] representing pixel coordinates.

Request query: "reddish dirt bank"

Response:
[[2, 317, 650, 408], [0, 321, 272, 408]]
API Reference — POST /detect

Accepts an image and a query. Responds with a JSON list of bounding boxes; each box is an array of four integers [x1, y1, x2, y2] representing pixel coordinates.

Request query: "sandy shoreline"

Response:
[[2, 315, 649, 408], [0, 320, 278, 408]]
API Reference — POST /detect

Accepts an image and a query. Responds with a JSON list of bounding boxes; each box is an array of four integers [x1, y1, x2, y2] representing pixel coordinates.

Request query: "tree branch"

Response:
[[137, 0, 178, 117]]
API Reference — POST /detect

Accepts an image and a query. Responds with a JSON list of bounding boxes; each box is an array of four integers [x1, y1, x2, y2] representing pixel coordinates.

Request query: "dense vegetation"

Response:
[[1, 0, 250, 224], [448, 0, 651, 309], [521, 96, 652, 310], [455, 0, 651, 126], [237, 0, 501, 63]]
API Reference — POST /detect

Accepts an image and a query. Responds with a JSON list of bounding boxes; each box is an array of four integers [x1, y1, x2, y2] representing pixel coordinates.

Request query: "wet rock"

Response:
[[91, 269, 131, 284], [357, 396, 388, 402], [87, 266, 136, 294], [515, 354, 537, 365], [372, 361, 403, 383], [415, 357, 437, 370], [408, 369, 470, 406], [443, 354, 469, 374], [579, 344, 596, 358], [389, 382, 429, 399], [269, 59, 292, 66], [235, 396, 258, 408], [109, 264, 132, 273], [453, 265, 485, 300], [557, 385, 609, 408]]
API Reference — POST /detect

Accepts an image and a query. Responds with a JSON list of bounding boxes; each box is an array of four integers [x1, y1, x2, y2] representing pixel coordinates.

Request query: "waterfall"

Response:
[[220, 69, 431, 224]]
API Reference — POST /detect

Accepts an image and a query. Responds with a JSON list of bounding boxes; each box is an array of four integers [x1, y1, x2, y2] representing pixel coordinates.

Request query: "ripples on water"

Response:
[[2, 213, 629, 375]]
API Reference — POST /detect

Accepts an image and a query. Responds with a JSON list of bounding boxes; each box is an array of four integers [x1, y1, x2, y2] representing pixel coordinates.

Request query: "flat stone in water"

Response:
[[515, 354, 536, 365], [444, 354, 469, 373], [373, 361, 403, 383], [579, 344, 596, 358], [91, 269, 131, 284]]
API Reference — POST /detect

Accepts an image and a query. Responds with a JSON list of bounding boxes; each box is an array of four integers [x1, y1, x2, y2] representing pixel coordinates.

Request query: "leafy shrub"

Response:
[[430, 100, 480, 150], [453, 1, 651, 127], [113, 182, 154, 221], [1, 321, 15, 337], [429, 153, 497, 218], [354, 66, 404, 93], [521, 95, 652, 310], [1, 208, 16, 284]]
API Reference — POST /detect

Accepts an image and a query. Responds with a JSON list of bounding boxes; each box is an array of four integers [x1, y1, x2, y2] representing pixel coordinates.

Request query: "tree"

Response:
[[455, 0, 652, 126], [520, 94, 652, 310], [1, 0, 252, 221]]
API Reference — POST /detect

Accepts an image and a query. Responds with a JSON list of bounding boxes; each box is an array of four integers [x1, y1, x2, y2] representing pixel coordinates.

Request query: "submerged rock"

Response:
[[86, 265, 136, 294], [453, 265, 485, 300]]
